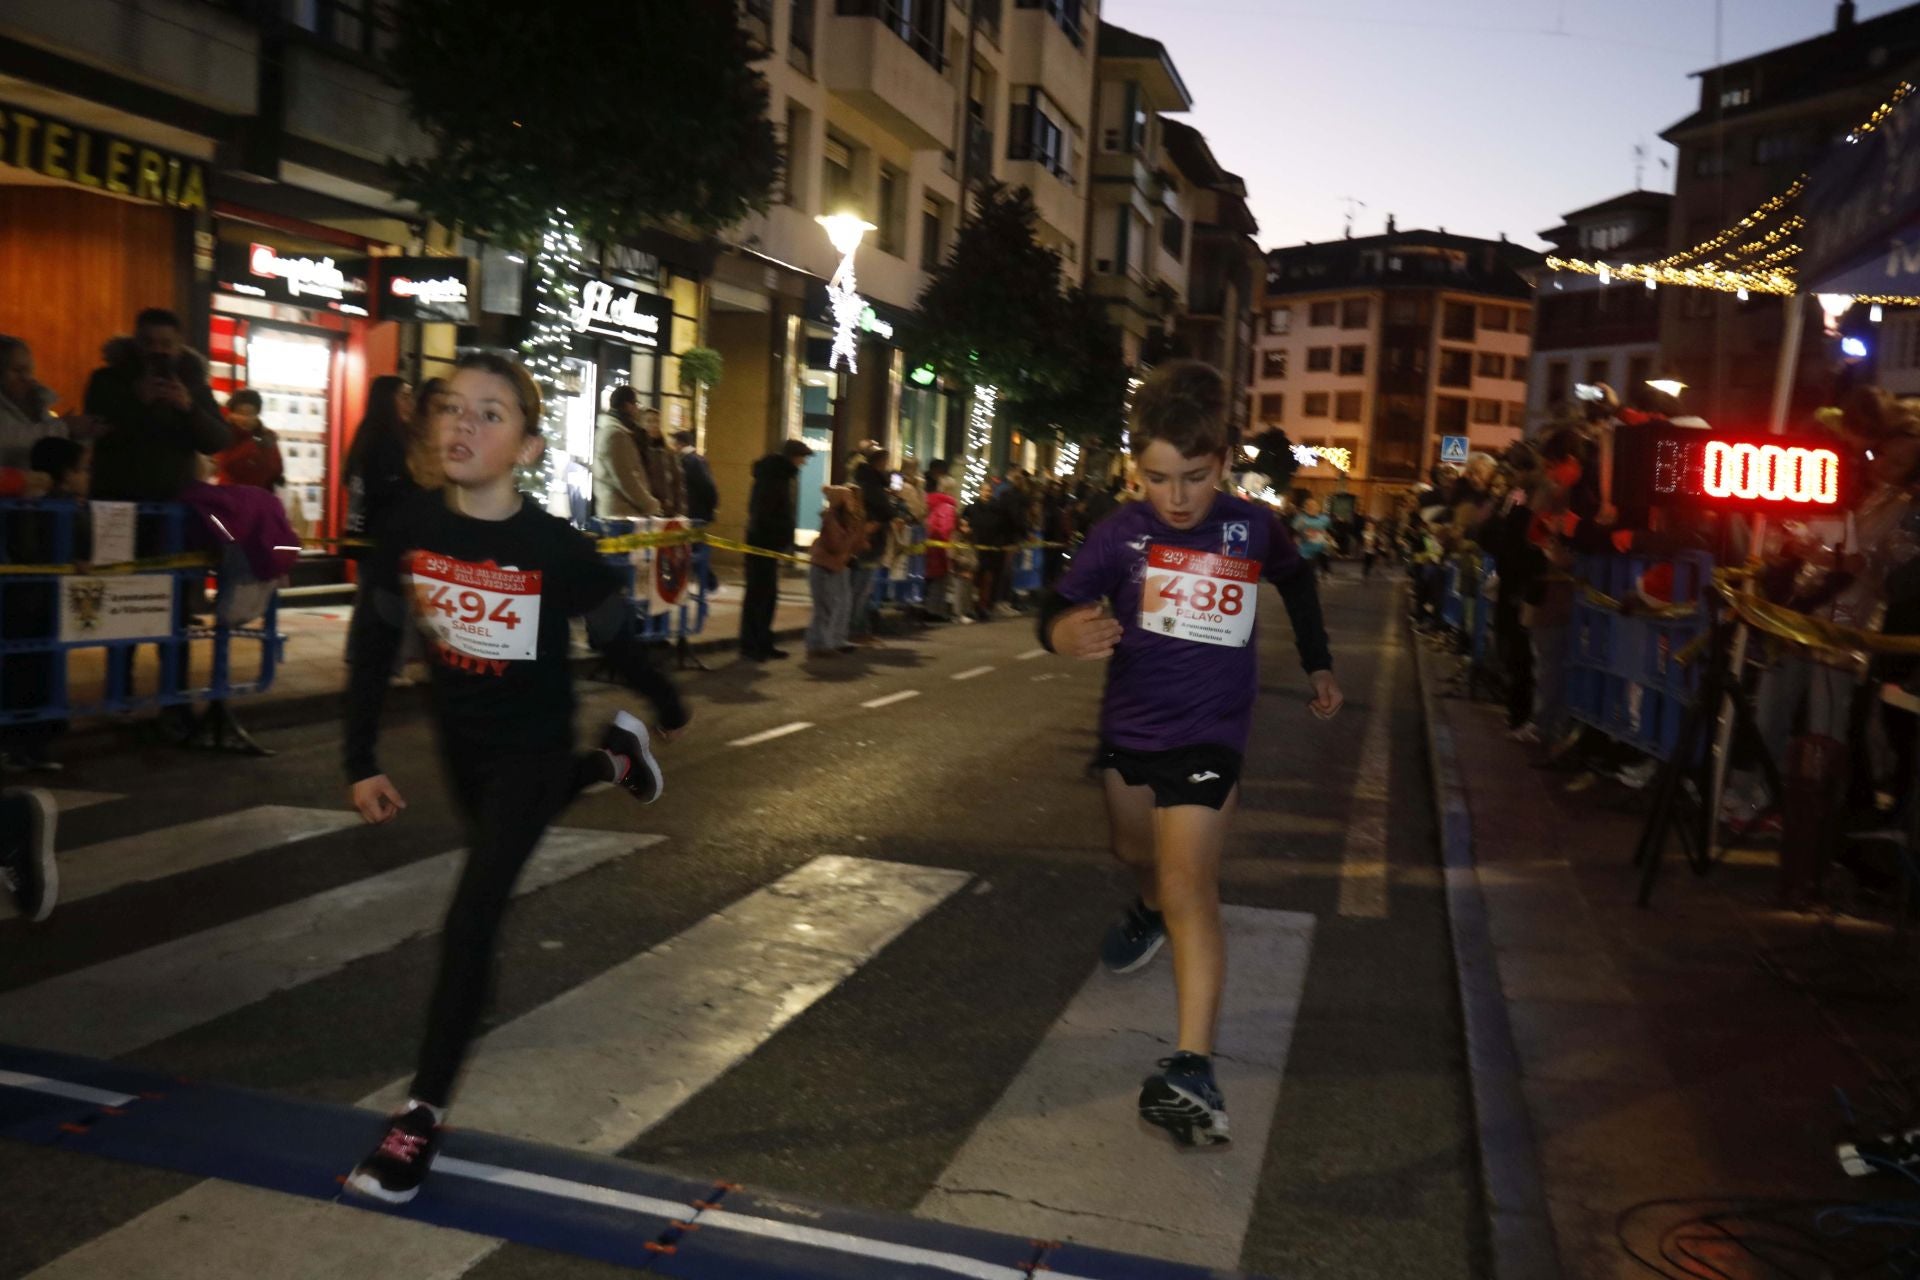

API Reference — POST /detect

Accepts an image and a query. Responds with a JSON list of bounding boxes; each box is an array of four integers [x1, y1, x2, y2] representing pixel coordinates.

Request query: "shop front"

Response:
[[554, 273, 675, 512]]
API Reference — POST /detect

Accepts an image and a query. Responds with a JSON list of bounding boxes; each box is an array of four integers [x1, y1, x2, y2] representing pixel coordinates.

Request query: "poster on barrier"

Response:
[[654, 519, 690, 605], [90, 502, 136, 567], [59, 575, 176, 642]]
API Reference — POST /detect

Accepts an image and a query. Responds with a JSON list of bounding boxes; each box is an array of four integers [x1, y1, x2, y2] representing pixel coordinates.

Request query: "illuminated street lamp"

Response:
[[818, 212, 876, 374], [1645, 378, 1687, 399]]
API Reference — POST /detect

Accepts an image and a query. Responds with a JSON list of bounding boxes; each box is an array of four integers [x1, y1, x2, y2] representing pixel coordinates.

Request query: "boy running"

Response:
[[1042, 360, 1341, 1146], [342, 352, 690, 1203]]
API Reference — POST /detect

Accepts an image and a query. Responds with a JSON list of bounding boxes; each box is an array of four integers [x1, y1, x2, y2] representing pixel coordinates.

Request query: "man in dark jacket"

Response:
[[740, 438, 813, 661], [677, 429, 721, 593], [87, 308, 229, 506], [848, 439, 895, 642]]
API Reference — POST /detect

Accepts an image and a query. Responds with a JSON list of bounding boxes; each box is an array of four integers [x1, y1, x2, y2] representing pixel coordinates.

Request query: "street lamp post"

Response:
[[817, 212, 876, 375]]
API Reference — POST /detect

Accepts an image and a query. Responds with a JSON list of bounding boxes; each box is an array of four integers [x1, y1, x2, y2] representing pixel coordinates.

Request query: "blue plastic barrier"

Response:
[[0, 500, 282, 726], [586, 516, 711, 645], [1564, 551, 1714, 762], [869, 524, 927, 609], [1010, 529, 1044, 595]]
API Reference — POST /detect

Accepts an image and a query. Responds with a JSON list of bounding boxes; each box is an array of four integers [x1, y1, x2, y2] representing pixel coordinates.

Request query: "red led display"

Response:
[[1624, 428, 1852, 514]]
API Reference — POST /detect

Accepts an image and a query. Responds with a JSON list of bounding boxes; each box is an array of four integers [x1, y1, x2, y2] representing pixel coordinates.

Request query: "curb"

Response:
[[1409, 634, 1565, 1280]]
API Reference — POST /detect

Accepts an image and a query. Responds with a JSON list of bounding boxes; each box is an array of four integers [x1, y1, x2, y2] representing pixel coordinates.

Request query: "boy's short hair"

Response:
[[227, 388, 263, 413], [1129, 360, 1228, 458]]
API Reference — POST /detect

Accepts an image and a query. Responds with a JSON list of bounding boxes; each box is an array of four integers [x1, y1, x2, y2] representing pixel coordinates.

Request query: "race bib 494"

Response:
[[404, 552, 542, 663], [1141, 545, 1259, 648]]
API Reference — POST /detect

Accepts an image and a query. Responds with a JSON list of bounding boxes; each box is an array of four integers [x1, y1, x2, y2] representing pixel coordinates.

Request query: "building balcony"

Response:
[[1004, 6, 1094, 127], [826, 2, 956, 150]]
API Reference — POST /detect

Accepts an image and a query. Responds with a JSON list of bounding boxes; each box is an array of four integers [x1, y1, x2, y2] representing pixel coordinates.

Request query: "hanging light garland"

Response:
[[1543, 82, 1918, 302], [964, 384, 998, 497], [520, 210, 585, 508], [1054, 440, 1081, 478]]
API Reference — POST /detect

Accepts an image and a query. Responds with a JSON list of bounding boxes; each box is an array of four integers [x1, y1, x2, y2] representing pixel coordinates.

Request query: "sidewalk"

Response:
[[1415, 636, 1920, 1280], [48, 574, 816, 734]]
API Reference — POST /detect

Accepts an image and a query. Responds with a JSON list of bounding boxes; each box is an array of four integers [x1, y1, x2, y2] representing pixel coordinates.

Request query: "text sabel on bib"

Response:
[[1141, 545, 1261, 649]]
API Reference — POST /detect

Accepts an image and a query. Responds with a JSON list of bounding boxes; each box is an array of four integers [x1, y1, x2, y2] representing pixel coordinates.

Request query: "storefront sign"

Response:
[[59, 575, 176, 643], [376, 257, 474, 323], [570, 279, 670, 348], [216, 241, 370, 315], [0, 102, 208, 211]]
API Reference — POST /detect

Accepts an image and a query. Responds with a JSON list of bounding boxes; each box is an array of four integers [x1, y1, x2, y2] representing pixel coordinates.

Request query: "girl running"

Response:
[[1042, 360, 1341, 1146], [342, 351, 690, 1203]]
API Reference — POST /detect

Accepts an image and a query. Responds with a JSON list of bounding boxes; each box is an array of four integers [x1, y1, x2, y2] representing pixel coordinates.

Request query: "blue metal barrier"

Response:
[[1010, 529, 1044, 595], [870, 524, 927, 609], [0, 499, 282, 726], [586, 516, 711, 645], [1564, 551, 1713, 762]]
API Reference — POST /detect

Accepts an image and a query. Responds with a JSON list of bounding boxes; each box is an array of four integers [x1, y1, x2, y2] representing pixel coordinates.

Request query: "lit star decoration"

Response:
[[519, 211, 585, 507], [818, 214, 876, 375], [1545, 82, 1918, 302], [965, 384, 998, 496]]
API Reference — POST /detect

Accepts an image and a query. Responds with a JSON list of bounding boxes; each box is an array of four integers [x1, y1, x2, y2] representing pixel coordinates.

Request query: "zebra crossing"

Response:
[[0, 795, 1320, 1279]]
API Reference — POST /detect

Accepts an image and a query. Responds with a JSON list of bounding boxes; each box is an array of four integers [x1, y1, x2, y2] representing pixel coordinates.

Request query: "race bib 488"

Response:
[[405, 552, 542, 663], [1141, 545, 1259, 648]]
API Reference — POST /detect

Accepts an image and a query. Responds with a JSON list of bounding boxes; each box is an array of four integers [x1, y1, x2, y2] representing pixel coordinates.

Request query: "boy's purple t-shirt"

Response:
[[1053, 492, 1321, 755]]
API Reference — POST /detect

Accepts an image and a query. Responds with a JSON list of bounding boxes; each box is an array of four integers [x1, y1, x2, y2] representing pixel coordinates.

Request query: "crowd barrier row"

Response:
[[0, 499, 282, 731]]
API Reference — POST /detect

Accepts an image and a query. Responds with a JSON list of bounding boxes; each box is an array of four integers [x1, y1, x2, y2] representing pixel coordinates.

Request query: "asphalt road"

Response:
[[0, 567, 1481, 1280]]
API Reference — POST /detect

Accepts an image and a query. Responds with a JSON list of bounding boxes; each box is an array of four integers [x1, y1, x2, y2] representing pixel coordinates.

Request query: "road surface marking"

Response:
[[1336, 606, 1401, 918], [726, 721, 814, 747], [0, 806, 358, 920], [28, 856, 969, 1280], [861, 689, 922, 709], [0, 830, 660, 1058], [44, 789, 124, 813], [951, 666, 994, 682], [1016, 648, 1048, 661], [919, 905, 1316, 1268]]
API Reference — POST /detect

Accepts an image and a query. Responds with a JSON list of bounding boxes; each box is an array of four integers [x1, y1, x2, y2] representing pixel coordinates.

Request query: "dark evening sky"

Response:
[[1099, 0, 1911, 249]]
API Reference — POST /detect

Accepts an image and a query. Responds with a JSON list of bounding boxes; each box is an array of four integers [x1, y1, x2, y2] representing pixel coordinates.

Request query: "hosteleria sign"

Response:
[[0, 101, 208, 211], [570, 278, 671, 349]]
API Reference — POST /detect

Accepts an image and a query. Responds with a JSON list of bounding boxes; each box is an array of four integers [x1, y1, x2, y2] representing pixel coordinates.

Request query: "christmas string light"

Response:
[[519, 210, 586, 509], [964, 384, 998, 497], [1054, 440, 1081, 478]]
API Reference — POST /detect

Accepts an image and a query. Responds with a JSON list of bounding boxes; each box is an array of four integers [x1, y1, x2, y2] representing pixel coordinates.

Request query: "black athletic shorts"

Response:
[[1096, 743, 1243, 810]]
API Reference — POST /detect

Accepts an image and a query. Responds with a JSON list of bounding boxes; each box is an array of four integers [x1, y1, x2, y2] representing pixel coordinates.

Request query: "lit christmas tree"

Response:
[[518, 211, 585, 507]]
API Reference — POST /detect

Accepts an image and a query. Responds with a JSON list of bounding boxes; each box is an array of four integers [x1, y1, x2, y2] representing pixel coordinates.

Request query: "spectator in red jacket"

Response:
[[215, 389, 284, 490]]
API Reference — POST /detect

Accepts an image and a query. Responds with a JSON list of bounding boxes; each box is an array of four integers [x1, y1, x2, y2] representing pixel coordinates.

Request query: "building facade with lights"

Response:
[[1657, 0, 1920, 428], [1529, 190, 1673, 432], [707, 0, 1102, 546], [1249, 223, 1541, 516]]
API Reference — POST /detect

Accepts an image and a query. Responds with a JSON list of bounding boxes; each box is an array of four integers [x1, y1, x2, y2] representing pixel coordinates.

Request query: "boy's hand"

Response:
[[1308, 670, 1344, 720], [351, 775, 407, 824], [1049, 602, 1123, 659]]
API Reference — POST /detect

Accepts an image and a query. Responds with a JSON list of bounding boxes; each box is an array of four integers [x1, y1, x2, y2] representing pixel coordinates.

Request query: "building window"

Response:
[[782, 102, 812, 208], [789, 0, 816, 74], [1476, 352, 1505, 379], [1340, 297, 1370, 329], [1007, 86, 1076, 185], [1435, 396, 1468, 434], [1337, 345, 1366, 376], [821, 131, 856, 215], [1719, 83, 1753, 109], [1438, 348, 1473, 388], [1309, 300, 1337, 327], [1160, 212, 1185, 261], [1585, 357, 1611, 386], [1508, 361, 1526, 386], [1693, 148, 1731, 179], [1473, 399, 1504, 425], [876, 164, 906, 257], [1266, 306, 1292, 335], [1304, 392, 1330, 418], [921, 194, 949, 272], [1335, 391, 1363, 422], [1546, 360, 1569, 407], [1627, 353, 1653, 389], [1506, 403, 1526, 427], [1511, 307, 1531, 335], [1014, 0, 1086, 46], [1754, 129, 1812, 165], [1258, 392, 1285, 421], [836, 0, 944, 69], [1441, 301, 1475, 342], [742, 0, 774, 50], [1261, 350, 1288, 380], [1306, 347, 1333, 372], [1479, 304, 1510, 332]]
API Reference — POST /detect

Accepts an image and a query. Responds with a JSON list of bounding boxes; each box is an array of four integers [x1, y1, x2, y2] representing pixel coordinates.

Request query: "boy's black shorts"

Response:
[[1096, 743, 1242, 810]]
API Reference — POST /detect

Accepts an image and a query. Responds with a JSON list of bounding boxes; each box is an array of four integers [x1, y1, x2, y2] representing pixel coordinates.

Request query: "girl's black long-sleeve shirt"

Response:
[[344, 492, 687, 783]]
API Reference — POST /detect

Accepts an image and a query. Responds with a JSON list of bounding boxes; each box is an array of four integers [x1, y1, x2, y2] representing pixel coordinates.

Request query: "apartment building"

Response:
[[1531, 190, 1672, 431], [1161, 118, 1261, 441], [707, 0, 1102, 539], [1250, 223, 1541, 514]]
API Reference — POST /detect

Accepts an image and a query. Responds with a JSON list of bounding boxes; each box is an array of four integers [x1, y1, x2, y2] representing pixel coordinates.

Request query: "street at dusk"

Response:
[[10, 3, 1920, 1278]]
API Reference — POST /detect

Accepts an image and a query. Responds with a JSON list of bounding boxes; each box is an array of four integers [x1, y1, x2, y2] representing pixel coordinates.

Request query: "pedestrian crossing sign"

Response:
[[1440, 436, 1470, 465]]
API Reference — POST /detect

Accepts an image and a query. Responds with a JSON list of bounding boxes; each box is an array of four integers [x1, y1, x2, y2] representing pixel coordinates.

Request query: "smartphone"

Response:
[[890, 473, 904, 492]]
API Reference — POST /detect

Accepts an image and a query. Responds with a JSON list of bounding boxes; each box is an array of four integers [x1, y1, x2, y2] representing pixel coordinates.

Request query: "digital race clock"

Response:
[[1614, 427, 1853, 515]]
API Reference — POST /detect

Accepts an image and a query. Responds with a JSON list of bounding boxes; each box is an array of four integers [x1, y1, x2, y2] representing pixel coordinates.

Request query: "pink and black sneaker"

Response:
[[346, 1103, 441, 1204], [601, 710, 664, 805]]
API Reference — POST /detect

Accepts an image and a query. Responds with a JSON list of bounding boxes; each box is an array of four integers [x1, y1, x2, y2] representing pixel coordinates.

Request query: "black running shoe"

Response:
[[1100, 898, 1166, 974], [1139, 1052, 1230, 1147], [0, 788, 57, 922], [602, 710, 664, 805], [347, 1103, 441, 1204]]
